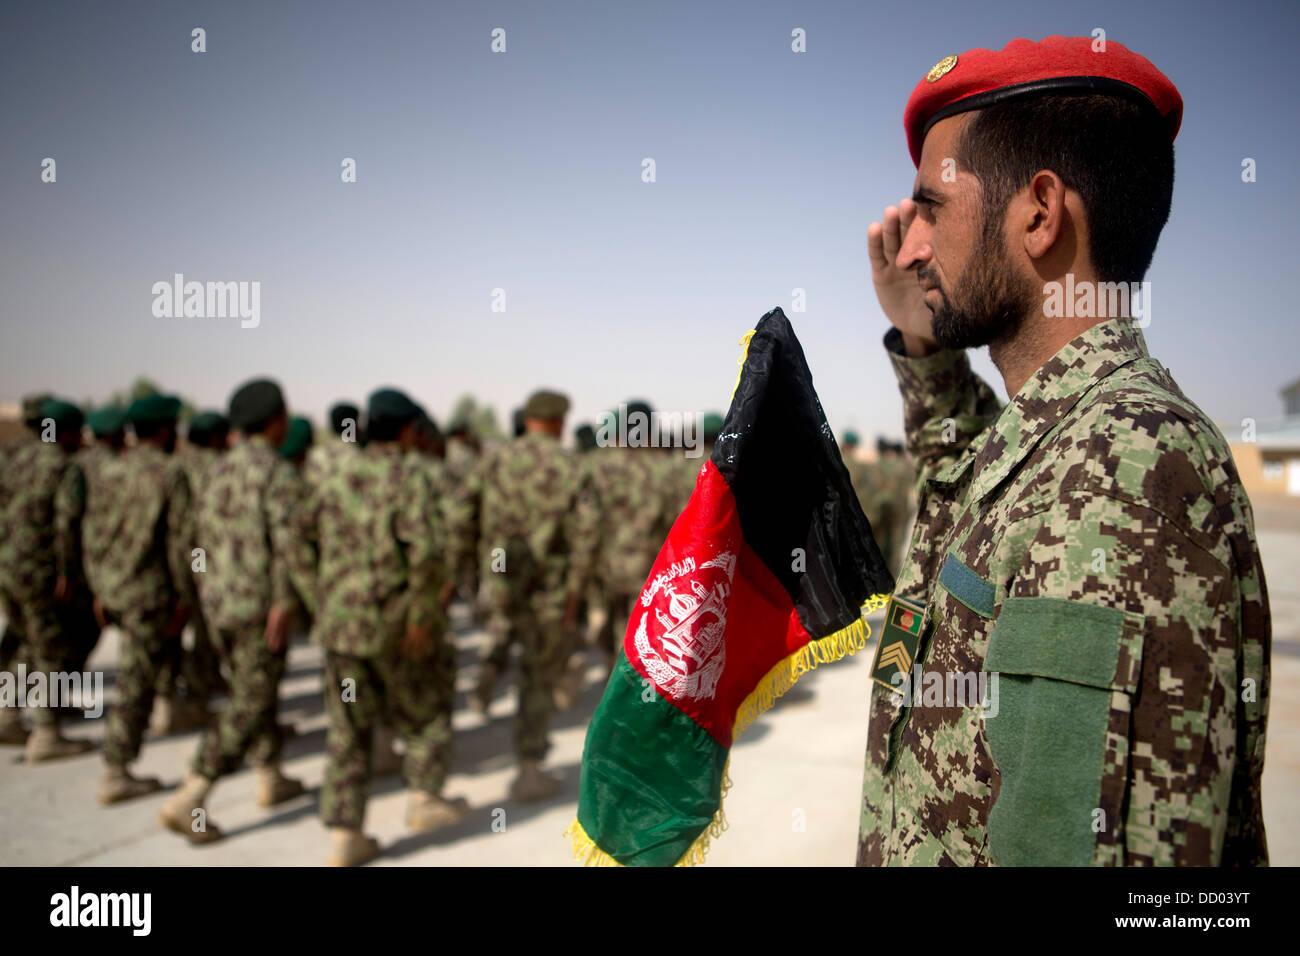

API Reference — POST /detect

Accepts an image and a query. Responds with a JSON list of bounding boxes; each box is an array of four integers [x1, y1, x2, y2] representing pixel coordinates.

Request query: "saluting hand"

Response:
[[868, 198, 939, 356]]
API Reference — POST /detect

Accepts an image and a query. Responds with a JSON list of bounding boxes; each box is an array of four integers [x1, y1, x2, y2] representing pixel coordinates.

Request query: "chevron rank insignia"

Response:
[[871, 593, 928, 692]]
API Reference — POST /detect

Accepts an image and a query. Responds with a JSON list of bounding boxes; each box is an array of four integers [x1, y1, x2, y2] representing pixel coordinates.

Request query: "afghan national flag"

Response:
[[565, 307, 895, 866]]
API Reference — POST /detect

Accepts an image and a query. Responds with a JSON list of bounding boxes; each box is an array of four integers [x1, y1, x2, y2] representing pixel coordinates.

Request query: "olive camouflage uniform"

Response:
[[288, 442, 452, 828], [447, 432, 582, 759], [79, 445, 196, 767], [572, 447, 679, 658], [857, 319, 1270, 866], [0, 439, 83, 728], [189, 435, 304, 780]]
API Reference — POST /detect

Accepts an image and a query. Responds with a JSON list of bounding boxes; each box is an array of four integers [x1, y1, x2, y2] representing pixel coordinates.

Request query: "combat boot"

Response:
[[0, 709, 28, 746], [471, 662, 498, 716], [327, 827, 381, 867], [371, 725, 402, 776], [255, 762, 305, 807], [158, 771, 222, 844], [148, 696, 174, 736], [24, 725, 94, 763], [406, 790, 470, 832], [509, 760, 563, 802], [98, 764, 162, 805]]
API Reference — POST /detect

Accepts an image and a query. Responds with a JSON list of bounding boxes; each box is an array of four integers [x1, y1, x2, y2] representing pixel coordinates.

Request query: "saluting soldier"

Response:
[[857, 36, 1270, 866]]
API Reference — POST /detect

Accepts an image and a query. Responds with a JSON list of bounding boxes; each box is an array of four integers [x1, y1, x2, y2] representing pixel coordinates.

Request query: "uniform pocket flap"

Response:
[[985, 597, 1142, 694]]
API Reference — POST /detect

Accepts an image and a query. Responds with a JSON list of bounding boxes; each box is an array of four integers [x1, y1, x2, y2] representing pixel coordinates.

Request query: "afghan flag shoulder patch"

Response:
[[566, 307, 895, 866]]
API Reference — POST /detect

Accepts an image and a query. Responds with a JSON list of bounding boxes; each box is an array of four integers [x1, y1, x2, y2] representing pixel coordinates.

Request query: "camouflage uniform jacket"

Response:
[[80, 445, 196, 616], [857, 317, 1270, 867], [0, 439, 80, 601], [194, 434, 303, 632], [571, 448, 680, 597], [304, 439, 356, 490], [288, 442, 442, 657], [447, 433, 582, 596], [176, 445, 221, 503]]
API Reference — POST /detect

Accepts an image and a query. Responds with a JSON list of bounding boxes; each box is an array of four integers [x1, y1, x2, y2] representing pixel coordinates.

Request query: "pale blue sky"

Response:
[[2, 0, 1296, 441]]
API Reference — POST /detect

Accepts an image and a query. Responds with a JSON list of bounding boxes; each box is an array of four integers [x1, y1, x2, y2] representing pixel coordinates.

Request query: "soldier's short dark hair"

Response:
[[954, 93, 1175, 283]]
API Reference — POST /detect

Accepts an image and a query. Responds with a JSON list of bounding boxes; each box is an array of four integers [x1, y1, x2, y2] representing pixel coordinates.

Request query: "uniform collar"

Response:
[[964, 317, 1153, 504]]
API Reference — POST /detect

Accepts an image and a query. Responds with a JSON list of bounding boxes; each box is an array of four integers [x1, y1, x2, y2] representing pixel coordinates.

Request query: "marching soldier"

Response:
[[0, 394, 52, 746], [83, 395, 197, 803], [571, 401, 678, 674], [159, 379, 306, 844], [289, 389, 467, 866], [447, 389, 584, 801], [0, 399, 94, 760], [857, 36, 1269, 866], [304, 402, 361, 488]]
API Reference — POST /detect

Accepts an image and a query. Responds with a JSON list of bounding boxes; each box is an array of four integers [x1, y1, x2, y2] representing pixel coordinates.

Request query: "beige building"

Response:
[[1229, 378, 1300, 501]]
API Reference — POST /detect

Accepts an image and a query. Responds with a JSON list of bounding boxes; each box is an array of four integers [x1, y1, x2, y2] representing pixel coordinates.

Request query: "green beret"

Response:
[[39, 399, 84, 430], [367, 388, 419, 426], [189, 410, 228, 434], [228, 379, 285, 432], [279, 417, 314, 459], [88, 407, 127, 437], [524, 389, 570, 421], [843, 430, 861, 447], [702, 412, 724, 444], [127, 393, 181, 426], [23, 392, 53, 428]]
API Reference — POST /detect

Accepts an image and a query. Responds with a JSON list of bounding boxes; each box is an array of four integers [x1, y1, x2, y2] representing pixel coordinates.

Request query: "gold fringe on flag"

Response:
[[564, 592, 892, 867], [729, 329, 756, 402]]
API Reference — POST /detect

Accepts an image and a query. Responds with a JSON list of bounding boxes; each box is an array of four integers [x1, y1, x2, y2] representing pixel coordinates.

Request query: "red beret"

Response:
[[903, 35, 1182, 166]]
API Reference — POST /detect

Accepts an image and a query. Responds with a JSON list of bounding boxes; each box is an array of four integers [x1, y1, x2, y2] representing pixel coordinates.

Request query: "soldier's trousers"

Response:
[[191, 624, 287, 780], [321, 640, 455, 829], [103, 606, 172, 767], [485, 591, 569, 761], [155, 609, 226, 705], [593, 591, 635, 658], [0, 591, 65, 728]]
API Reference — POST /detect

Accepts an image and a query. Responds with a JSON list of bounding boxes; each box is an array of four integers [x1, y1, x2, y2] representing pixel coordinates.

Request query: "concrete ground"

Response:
[[2, 506, 1298, 867]]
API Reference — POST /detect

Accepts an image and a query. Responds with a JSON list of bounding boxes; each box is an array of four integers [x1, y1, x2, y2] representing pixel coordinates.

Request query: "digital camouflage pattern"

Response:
[[850, 453, 914, 577], [447, 432, 582, 758], [303, 438, 357, 491], [857, 317, 1271, 867], [0, 439, 82, 725], [572, 447, 678, 598], [80, 445, 196, 617], [176, 444, 220, 503], [571, 446, 680, 657], [76, 444, 196, 766], [193, 435, 303, 631], [191, 622, 287, 778], [0, 439, 79, 603], [189, 434, 303, 779], [164, 443, 226, 705], [289, 441, 453, 825], [289, 442, 444, 656], [321, 642, 456, 828]]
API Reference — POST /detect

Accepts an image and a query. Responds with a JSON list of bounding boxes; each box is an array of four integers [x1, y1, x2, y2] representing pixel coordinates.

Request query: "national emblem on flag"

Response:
[[565, 307, 896, 866]]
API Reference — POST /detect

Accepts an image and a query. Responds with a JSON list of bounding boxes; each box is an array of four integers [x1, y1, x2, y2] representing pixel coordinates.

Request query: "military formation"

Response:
[[0, 378, 916, 866]]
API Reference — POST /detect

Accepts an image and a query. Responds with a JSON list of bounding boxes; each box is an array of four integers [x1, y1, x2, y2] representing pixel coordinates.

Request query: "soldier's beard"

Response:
[[923, 214, 1037, 350]]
